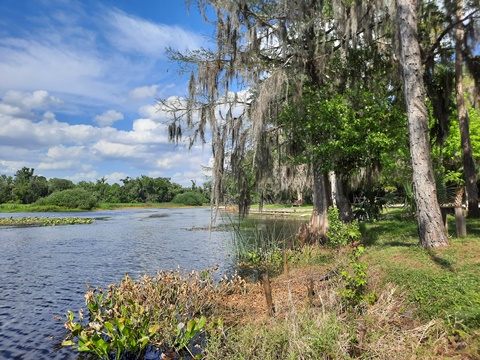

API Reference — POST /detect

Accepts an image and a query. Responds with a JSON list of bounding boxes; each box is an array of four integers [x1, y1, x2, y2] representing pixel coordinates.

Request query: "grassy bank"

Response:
[[95, 202, 202, 210], [0, 203, 90, 212], [0, 202, 208, 213], [62, 210, 480, 359]]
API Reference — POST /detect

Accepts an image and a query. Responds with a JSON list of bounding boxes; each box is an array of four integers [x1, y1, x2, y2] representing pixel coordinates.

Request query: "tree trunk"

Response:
[[396, 0, 449, 247], [329, 171, 337, 208], [455, 0, 480, 218], [298, 164, 329, 244], [336, 175, 354, 222], [330, 171, 353, 222]]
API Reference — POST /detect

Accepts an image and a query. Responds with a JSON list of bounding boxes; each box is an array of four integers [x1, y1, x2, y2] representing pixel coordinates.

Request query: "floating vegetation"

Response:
[[62, 268, 245, 359], [0, 216, 93, 227]]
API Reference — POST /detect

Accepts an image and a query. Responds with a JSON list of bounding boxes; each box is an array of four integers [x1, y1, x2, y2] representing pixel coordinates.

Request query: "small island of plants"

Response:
[[0, 216, 93, 227]]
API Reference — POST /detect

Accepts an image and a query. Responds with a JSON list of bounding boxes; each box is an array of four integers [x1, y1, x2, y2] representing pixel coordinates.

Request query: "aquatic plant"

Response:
[[0, 216, 93, 227], [62, 268, 244, 359]]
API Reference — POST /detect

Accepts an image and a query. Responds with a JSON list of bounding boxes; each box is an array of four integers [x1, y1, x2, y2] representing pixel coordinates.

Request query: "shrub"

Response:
[[326, 206, 361, 247], [171, 191, 206, 206], [35, 188, 98, 210]]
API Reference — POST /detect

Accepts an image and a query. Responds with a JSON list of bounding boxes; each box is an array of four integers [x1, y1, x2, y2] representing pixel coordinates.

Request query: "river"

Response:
[[0, 208, 233, 359]]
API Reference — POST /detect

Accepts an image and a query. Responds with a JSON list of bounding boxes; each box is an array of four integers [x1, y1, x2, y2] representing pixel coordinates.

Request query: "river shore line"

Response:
[[61, 209, 480, 359]]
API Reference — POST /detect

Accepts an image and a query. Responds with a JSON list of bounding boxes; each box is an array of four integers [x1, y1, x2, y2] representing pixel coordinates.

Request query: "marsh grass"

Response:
[[226, 215, 303, 276], [210, 211, 480, 359], [0, 216, 93, 226]]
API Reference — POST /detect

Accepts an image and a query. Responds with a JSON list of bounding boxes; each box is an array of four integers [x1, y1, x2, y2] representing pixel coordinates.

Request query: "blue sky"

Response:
[[0, 0, 215, 186]]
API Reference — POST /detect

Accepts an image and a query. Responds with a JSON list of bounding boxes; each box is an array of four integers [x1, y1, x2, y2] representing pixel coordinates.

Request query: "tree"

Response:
[[0, 174, 14, 203], [396, 0, 449, 247], [454, 0, 479, 217], [48, 178, 75, 194], [280, 47, 405, 223], [13, 167, 48, 204], [165, 0, 392, 240]]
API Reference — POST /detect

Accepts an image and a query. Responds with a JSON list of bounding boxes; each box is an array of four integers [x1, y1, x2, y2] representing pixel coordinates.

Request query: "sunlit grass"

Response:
[[363, 215, 480, 329], [0, 203, 86, 212], [95, 202, 207, 210]]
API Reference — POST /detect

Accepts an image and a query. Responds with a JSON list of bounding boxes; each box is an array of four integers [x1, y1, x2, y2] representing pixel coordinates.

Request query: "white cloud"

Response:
[[66, 171, 98, 183], [105, 9, 205, 56], [0, 90, 63, 118], [92, 139, 145, 159], [37, 160, 77, 170], [0, 37, 112, 102], [129, 85, 159, 100], [46, 145, 86, 160], [94, 109, 124, 127], [104, 172, 129, 184]]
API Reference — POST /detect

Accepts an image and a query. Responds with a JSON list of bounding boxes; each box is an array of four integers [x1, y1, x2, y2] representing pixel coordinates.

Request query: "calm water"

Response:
[[0, 208, 233, 360]]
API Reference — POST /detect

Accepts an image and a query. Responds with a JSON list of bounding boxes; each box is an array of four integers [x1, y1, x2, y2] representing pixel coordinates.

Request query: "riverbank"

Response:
[[206, 215, 480, 358], [62, 210, 480, 359], [0, 202, 205, 213]]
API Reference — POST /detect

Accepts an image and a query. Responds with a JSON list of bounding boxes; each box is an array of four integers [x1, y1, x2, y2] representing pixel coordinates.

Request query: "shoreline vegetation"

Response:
[[0, 216, 93, 227], [60, 207, 480, 359], [0, 202, 206, 213]]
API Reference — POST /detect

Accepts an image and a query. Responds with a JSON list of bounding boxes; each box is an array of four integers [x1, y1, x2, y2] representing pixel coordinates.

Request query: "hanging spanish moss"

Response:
[[161, 0, 398, 237]]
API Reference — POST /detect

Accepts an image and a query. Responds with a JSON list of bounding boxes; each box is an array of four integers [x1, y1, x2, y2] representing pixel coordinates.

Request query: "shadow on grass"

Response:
[[426, 250, 455, 271], [361, 218, 419, 248]]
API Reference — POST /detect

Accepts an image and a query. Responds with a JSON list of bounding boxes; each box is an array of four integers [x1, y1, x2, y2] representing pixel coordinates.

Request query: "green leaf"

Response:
[[104, 321, 114, 334], [61, 339, 76, 347]]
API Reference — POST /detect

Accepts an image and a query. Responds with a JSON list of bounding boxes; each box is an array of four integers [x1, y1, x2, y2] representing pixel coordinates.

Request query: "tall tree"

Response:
[[396, 0, 449, 247], [454, 0, 479, 217], [166, 0, 392, 240]]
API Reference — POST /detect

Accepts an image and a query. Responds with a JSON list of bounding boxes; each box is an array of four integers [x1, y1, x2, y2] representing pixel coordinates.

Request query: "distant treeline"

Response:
[[0, 167, 211, 209]]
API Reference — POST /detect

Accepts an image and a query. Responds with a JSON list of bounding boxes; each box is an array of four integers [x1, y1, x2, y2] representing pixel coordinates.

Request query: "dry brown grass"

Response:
[[210, 256, 479, 359]]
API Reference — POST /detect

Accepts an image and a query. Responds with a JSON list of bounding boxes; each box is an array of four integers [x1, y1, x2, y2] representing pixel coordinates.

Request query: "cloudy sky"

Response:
[[0, 0, 215, 186]]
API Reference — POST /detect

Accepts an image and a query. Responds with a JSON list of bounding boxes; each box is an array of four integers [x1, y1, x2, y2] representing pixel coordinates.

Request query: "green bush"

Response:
[[326, 206, 361, 247], [171, 191, 206, 206], [35, 188, 98, 210]]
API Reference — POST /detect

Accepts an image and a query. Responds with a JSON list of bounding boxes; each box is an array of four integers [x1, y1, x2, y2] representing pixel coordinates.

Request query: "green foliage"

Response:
[[280, 56, 405, 179], [339, 245, 371, 309], [35, 188, 98, 210], [433, 106, 480, 188], [118, 176, 182, 203], [0, 216, 93, 227], [172, 191, 206, 206], [0, 174, 14, 204], [12, 167, 49, 204], [326, 206, 361, 247], [175, 316, 207, 357], [47, 178, 75, 194], [63, 270, 241, 359]]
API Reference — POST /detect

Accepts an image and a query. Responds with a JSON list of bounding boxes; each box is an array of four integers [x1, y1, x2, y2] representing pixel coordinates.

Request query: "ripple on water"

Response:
[[0, 208, 233, 359]]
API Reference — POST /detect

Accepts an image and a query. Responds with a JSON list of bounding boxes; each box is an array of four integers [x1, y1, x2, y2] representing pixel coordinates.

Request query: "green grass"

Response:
[[0, 203, 89, 212], [363, 215, 480, 329], [215, 209, 480, 358], [95, 202, 206, 210]]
